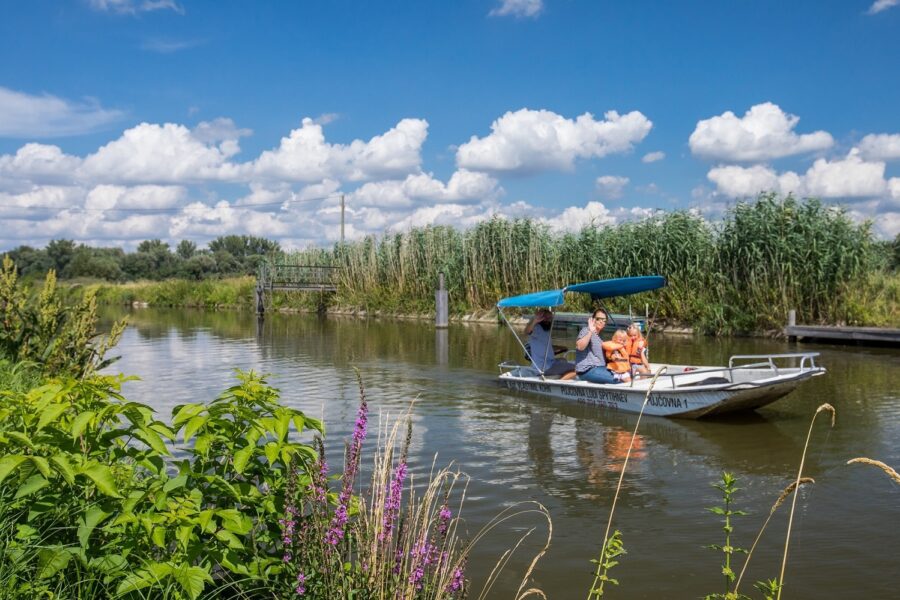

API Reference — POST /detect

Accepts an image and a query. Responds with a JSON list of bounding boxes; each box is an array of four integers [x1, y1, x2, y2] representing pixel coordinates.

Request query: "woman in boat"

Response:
[[524, 308, 576, 378], [574, 309, 622, 384], [603, 329, 632, 383], [626, 321, 651, 376]]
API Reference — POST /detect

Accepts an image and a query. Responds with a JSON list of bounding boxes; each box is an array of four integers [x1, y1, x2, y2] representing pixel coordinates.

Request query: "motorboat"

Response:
[[497, 276, 825, 419]]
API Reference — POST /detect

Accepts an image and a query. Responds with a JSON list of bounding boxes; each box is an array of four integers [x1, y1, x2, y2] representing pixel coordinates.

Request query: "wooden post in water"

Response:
[[435, 272, 449, 328], [787, 309, 796, 343], [255, 285, 265, 316]]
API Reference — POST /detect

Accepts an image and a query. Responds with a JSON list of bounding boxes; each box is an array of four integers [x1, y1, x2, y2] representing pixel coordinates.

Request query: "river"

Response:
[[101, 307, 899, 599]]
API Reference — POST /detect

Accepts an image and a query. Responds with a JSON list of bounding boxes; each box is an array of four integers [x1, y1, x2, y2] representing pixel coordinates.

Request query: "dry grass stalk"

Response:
[[733, 478, 815, 595], [847, 457, 900, 484], [776, 403, 835, 600], [586, 365, 667, 599]]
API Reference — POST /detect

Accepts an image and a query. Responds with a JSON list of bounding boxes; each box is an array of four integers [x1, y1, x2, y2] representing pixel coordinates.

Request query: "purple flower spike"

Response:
[[381, 461, 407, 541], [438, 503, 452, 536], [325, 393, 368, 548], [295, 572, 306, 596]]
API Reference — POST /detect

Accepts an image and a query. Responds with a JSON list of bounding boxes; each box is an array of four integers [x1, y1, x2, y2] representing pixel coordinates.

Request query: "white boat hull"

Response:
[[499, 358, 825, 419]]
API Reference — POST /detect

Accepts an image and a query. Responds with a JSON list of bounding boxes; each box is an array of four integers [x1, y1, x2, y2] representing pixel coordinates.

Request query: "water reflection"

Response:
[[99, 307, 900, 600]]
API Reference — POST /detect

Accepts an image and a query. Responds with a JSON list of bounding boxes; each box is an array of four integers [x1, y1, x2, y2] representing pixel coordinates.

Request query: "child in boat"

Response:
[[603, 329, 632, 383], [626, 322, 651, 377]]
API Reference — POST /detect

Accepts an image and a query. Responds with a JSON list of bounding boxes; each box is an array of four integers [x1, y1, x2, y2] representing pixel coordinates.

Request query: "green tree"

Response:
[[176, 239, 197, 259], [45, 239, 76, 273]]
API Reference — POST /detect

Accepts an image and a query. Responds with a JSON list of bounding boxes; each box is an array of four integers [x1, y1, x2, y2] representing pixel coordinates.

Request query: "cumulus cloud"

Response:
[[489, 0, 544, 18], [595, 175, 629, 200], [689, 102, 833, 162], [706, 150, 888, 200], [0, 144, 83, 185], [349, 169, 500, 209], [867, 0, 899, 14], [81, 122, 246, 183], [642, 151, 665, 163], [253, 118, 428, 182], [456, 108, 652, 174], [84, 185, 187, 211], [858, 133, 900, 161], [0, 86, 123, 138]]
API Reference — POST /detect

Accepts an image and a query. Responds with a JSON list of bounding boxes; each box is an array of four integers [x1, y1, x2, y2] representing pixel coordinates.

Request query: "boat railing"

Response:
[[635, 352, 822, 388]]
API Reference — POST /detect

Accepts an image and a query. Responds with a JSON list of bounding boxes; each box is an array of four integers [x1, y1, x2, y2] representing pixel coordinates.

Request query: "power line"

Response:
[[0, 192, 343, 214]]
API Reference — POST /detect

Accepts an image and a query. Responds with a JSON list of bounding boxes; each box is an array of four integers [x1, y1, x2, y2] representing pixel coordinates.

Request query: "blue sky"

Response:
[[1, 0, 899, 251]]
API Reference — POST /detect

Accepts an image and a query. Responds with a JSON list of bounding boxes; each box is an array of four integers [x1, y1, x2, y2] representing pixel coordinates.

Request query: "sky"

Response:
[[1, 0, 899, 252]]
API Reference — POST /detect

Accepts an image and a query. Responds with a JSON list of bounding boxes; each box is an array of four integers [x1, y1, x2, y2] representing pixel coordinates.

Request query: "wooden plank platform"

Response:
[[785, 325, 900, 345]]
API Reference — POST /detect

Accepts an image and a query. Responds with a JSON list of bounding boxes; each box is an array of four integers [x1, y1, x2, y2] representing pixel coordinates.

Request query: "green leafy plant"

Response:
[[0, 256, 125, 377], [705, 472, 748, 600], [587, 530, 625, 598]]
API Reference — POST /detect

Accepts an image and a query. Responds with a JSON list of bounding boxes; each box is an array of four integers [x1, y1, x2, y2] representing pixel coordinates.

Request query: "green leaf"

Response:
[[274, 410, 291, 442], [37, 403, 67, 431], [163, 474, 188, 493], [182, 415, 208, 443], [264, 441, 279, 465], [135, 425, 170, 456], [89, 554, 127, 575], [15, 474, 49, 499], [78, 505, 111, 549], [173, 564, 213, 600], [151, 526, 167, 548], [214, 529, 244, 549], [79, 463, 122, 498], [5, 431, 34, 449], [29, 455, 51, 478], [70, 411, 96, 440], [50, 454, 76, 485], [37, 546, 73, 579], [233, 445, 254, 474], [0, 455, 28, 484], [291, 414, 305, 434], [173, 403, 206, 426]]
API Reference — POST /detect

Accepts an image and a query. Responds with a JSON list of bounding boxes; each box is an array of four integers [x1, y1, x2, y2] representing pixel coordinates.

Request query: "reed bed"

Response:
[[282, 195, 896, 332]]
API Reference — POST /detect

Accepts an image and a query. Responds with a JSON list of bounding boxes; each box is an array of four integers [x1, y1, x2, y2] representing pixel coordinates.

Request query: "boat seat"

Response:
[[677, 376, 731, 387]]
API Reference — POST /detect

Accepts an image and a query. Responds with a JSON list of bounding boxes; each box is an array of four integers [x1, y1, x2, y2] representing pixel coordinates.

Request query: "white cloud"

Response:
[[706, 151, 888, 200], [595, 175, 629, 200], [84, 185, 186, 210], [253, 117, 428, 182], [867, 0, 899, 15], [81, 122, 246, 183], [689, 102, 833, 162], [489, 0, 544, 18], [803, 151, 887, 198], [0, 143, 83, 184], [349, 169, 500, 209], [88, 0, 183, 15], [642, 151, 665, 163], [541, 201, 615, 232], [140, 38, 203, 53], [0, 86, 123, 138], [858, 133, 900, 161], [456, 108, 652, 174]]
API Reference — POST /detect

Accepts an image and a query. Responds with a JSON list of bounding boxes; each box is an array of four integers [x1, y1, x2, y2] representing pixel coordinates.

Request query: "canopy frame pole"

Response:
[[498, 307, 546, 379]]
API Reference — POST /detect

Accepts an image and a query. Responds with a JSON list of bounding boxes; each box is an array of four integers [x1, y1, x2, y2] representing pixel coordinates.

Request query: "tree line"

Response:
[[4, 235, 280, 282]]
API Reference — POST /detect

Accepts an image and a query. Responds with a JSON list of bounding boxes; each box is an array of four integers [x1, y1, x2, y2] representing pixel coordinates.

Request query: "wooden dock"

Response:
[[784, 310, 900, 346]]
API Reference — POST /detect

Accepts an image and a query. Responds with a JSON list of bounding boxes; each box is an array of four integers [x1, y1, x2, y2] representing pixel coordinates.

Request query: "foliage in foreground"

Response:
[[0, 255, 125, 377]]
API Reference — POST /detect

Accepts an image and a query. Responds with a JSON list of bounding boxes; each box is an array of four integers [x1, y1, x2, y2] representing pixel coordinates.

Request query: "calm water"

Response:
[[101, 307, 900, 599]]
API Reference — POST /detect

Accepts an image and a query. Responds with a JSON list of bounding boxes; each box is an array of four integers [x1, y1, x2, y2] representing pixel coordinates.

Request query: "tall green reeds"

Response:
[[279, 194, 894, 331]]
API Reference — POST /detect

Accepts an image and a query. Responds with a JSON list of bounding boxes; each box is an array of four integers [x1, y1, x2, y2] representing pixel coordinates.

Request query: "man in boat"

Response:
[[574, 309, 622, 384], [524, 308, 576, 379]]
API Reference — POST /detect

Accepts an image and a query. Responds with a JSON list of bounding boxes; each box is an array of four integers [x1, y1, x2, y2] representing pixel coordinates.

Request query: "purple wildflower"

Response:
[[447, 563, 465, 594], [381, 461, 407, 541], [295, 572, 306, 596], [438, 503, 452, 536], [325, 394, 368, 546]]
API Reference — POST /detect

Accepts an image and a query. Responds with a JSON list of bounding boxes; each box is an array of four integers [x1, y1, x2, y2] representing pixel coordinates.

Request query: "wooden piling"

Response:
[[787, 309, 796, 343]]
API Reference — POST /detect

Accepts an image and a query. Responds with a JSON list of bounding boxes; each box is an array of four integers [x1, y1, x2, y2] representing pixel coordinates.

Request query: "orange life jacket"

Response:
[[603, 341, 631, 373], [626, 336, 648, 365]]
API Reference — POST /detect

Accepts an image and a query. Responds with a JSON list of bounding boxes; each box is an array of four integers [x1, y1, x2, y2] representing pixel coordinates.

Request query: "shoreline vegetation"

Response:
[[6, 194, 900, 335]]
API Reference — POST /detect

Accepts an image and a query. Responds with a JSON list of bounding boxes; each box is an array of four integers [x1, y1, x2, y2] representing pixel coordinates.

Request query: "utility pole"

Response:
[[340, 194, 345, 243]]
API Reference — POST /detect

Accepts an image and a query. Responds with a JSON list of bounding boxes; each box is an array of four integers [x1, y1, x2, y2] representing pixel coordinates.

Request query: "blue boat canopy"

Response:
[[496, 275, 666, 308]]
